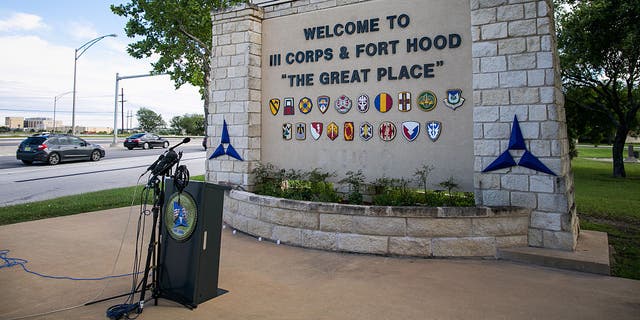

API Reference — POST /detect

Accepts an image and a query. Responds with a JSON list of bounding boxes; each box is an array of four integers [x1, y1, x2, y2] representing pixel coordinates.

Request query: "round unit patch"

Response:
[[334, 95, 352, 114], [164, 192, 198, 241], [417, 91, 437, 112]]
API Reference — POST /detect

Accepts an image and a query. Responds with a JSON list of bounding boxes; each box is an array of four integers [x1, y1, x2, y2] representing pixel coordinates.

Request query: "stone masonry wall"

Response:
[[224, 190, 530, 257], [208, 0, 578, 251], [470, 0, 578, 250]]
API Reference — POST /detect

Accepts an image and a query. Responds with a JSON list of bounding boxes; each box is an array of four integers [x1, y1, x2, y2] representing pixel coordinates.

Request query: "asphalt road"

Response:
[[0, 137, 207, 206]]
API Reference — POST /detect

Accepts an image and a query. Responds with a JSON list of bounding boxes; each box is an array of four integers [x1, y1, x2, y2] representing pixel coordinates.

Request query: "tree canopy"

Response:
[[111, 0, 246, 125], [136, 107, 166, 132], [557, 0, 640, 177], [170, 113, 205, 136]]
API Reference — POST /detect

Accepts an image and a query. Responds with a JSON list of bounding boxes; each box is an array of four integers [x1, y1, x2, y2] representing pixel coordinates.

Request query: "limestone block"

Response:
[[301, 230, 338, 251], [407, 218, 473, 237], [474, 139, 501, 157], [524, 2, 537, 19], [497, 4, 524, 21], [508, 19, 537, 37], [353, 216, 405, 236], [499, 105, 529, 122], [483, 122, 511, 139], [247, 219, 274, 239], [386, 206, 438, 218], [478, 0, 509, 10], [472, 41, 498, 58], [529, 175, 554, 193], [499, 70, 527, 87], [531, 211, 562, 231], [528, 104, 547, 120], [237, 199, 260, 219], [508, 53, 536, 70], [528, 228, 543, 247], [501, 174, 529, 191], [481, 56, 507, 72], [482, 189, 510, 206], [481, 22, 508, 40], [473, 106, 500, 121], [476, 173, 500, 189], [432, 237, 496, 257], [496, 235, 528, 248], [526, 36, 541, 52], [482, 89, 510, 106], [472, 8, 497, 26], [272, 225, 303, 246], [543, 230, 576, 251], [510, 87, 539, 104], [337, 234, 388, 254], [319, 214, 353, 232], [472, 216, 529, 236], [473, 73, 499, 89], [389, 237, 432, 257], [537, 194, 569, 213], [510, 191, 537, 208], [261, 207, 319, 229], [498, 38, 526, 55]]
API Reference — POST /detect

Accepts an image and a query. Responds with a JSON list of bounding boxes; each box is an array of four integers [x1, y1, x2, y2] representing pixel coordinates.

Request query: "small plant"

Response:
[[340, 170, 365, 204], [415, 164, 434, 203], [439, 176, 460, 205]]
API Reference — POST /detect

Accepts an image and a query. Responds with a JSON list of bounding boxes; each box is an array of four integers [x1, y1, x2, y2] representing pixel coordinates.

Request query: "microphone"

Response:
[[169, 137, 191, 151]]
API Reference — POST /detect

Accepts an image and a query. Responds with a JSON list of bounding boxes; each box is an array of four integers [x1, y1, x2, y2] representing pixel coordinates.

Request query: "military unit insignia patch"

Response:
[[344, 122, 354, 141], [398, 92, 411, 112], [443, 89, 465, 110], [310, 122, 323, 140], [282, 123, 292, 140], [360, 122, 373, 141], [357, 94, 369, 113], [298, 97, 313, 114], [284, 97, 295, 115], [379, 121, 396, 141], [269, 98, 280, 116], [295, 123, 306, 140], [417, 91, 437, 112], [426, 121, 442, 142], [334, 95, 352, 114], [327, 122, 339, 140], [317, 96, 330, 114], [401, 121, 420, 141], [375, 92, 393, 113]]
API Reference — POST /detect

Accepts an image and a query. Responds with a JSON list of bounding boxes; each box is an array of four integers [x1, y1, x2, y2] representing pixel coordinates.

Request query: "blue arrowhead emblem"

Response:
[[482, 115, 555, 175], [209, 119, 244, 161]]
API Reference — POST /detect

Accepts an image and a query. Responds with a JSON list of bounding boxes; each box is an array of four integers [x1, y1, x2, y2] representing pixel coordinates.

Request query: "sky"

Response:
[[0, 1, 203, 130]]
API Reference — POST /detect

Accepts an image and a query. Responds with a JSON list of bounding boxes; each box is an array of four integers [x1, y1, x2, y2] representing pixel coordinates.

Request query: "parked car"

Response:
[[16, 134, 105, 165], [123, 133, 169, 150]]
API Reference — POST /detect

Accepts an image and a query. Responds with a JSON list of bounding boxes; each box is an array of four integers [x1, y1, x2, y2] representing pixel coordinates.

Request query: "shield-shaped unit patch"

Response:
[[327, 122, 339, 140], [426, 121, 442, 142], [269, 98, 280, 116], [443, 89, 465, 110], [317, 96, 330, 114], [357, 94, 369, 113], [401, 121, 420, 141], [311, 122, 323, 140]]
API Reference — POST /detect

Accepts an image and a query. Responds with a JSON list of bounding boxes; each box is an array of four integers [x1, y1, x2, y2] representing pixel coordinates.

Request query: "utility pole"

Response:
[[119, 88, 126, 135], [127, 110, 133, 131]]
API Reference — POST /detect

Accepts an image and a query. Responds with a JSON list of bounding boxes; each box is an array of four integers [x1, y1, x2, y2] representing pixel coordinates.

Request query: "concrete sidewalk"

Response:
[[1, 207, 638, 320]]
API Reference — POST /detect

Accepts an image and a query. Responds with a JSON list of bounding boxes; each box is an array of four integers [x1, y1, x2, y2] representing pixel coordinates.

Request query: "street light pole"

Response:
[[71, 33, 116, 135], [53, 91, 73, 133]]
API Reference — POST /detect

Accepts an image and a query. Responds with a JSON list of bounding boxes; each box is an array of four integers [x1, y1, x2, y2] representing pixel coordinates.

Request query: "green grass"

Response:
[[576, 145, 614, 158], [0, 175, 205, 226], [572, 157, 640, 279]]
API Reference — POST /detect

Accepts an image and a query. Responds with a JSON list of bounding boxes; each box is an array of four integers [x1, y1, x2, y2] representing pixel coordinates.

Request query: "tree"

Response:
[[557, 0, 640, 177], [111, 0, 247, 129], [137, 107, 166, 132], [170, 113, 205, 135]]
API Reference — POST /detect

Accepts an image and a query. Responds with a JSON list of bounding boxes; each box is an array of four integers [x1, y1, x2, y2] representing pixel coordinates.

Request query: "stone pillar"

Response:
[[472, 0, 578, 250], [207, 4, 263, 188]]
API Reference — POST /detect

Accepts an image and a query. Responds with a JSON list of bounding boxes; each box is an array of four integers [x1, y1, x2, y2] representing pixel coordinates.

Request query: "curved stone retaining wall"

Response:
[[223, 190, 531, 258]]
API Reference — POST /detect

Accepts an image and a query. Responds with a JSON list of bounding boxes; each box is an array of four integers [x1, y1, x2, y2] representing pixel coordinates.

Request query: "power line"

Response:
[[0, 108, 114, 114]]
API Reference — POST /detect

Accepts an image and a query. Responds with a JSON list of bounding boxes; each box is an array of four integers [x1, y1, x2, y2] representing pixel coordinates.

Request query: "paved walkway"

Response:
[[1, 207, 639, 320]]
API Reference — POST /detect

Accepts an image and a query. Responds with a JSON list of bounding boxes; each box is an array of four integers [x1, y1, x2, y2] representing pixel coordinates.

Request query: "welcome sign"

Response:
[[261, 0, 473, 189]]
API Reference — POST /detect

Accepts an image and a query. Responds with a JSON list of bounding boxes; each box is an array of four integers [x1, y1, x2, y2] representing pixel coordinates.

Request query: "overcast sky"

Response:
[[0, 1, 203, 129]]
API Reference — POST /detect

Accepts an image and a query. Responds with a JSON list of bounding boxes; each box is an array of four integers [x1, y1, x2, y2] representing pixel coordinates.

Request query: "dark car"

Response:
[[16, 134, 105, 165], [123, 133, 169, 150]]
